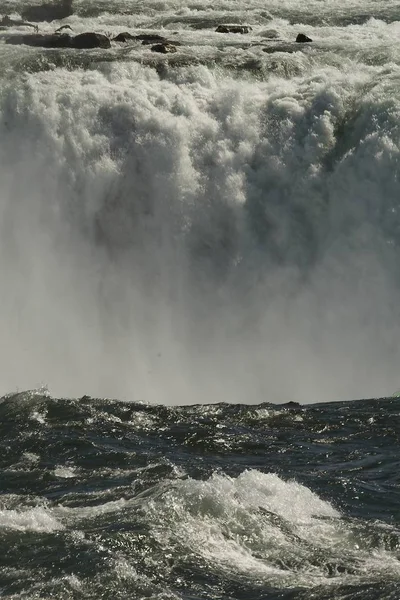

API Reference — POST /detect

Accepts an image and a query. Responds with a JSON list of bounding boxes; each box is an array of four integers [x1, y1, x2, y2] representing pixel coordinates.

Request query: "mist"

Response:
[[1, 61, 399, 404]]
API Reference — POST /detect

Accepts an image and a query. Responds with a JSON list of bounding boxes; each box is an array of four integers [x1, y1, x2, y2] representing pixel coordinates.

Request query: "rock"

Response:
[[21, 0, 73, 22], [150, 43, 177, 54], [142, 38, 169, 46], [112, 32, 177, 45], [296, 33, 312, 43], [5, 33, 72, 47], [141, 36, 168, 45], [112, 32, 135, 42], [135, 33, 167, 42], [142, 38, 180, 46], [216, 25, 252, 34], [5, 31, 111, 49], [71, 32, 111, 49]]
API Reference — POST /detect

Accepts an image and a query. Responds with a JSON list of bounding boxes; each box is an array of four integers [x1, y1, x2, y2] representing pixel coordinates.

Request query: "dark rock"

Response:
[[296, 33, 312, 43], [5, 33, 72, 47], [71, 32, 111, 49], [135, 33, 166, 41], [21, 0, 73, 22], [141, 36, 168, 45], [216, 24, 252, 34], [112, 32, 135, 42], [150, 43, 177, 54], [5, 31, 111, 49], [113, 32, 177, 45], [52, 32, 72, 47]]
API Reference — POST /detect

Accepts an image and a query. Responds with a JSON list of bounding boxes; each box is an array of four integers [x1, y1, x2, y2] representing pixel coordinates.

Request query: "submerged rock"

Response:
[[260, 29, 280, 39], [21, 0, 73, 22], [262, 44, 295, 54], [216, 24, 252, 34], [296, 33, 312, 43], [151, 43, 177, 54]]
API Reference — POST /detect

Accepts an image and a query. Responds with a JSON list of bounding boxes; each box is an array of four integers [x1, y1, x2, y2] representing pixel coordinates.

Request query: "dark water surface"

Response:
[[0, 391, 399, 599]]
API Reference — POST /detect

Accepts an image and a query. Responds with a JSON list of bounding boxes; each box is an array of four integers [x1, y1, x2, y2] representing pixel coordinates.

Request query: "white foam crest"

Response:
[[0, 506, 63, 532], [56, 497, 128, 522], [54, 465, 77, 478]]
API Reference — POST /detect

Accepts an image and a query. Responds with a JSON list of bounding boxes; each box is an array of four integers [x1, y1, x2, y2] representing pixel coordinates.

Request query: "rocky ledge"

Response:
[[3, 25, 314, 54]]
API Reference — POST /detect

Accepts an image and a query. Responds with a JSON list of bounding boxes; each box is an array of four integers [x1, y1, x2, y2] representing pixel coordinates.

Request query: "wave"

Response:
[[3, 465, 399, 595], [142, 470, 400, 587]]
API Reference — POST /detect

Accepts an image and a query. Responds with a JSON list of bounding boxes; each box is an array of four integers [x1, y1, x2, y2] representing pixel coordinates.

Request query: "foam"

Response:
[[0, 507, 63, 532], [144, 470, 400, 585], [54, 466, 77, 478]]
